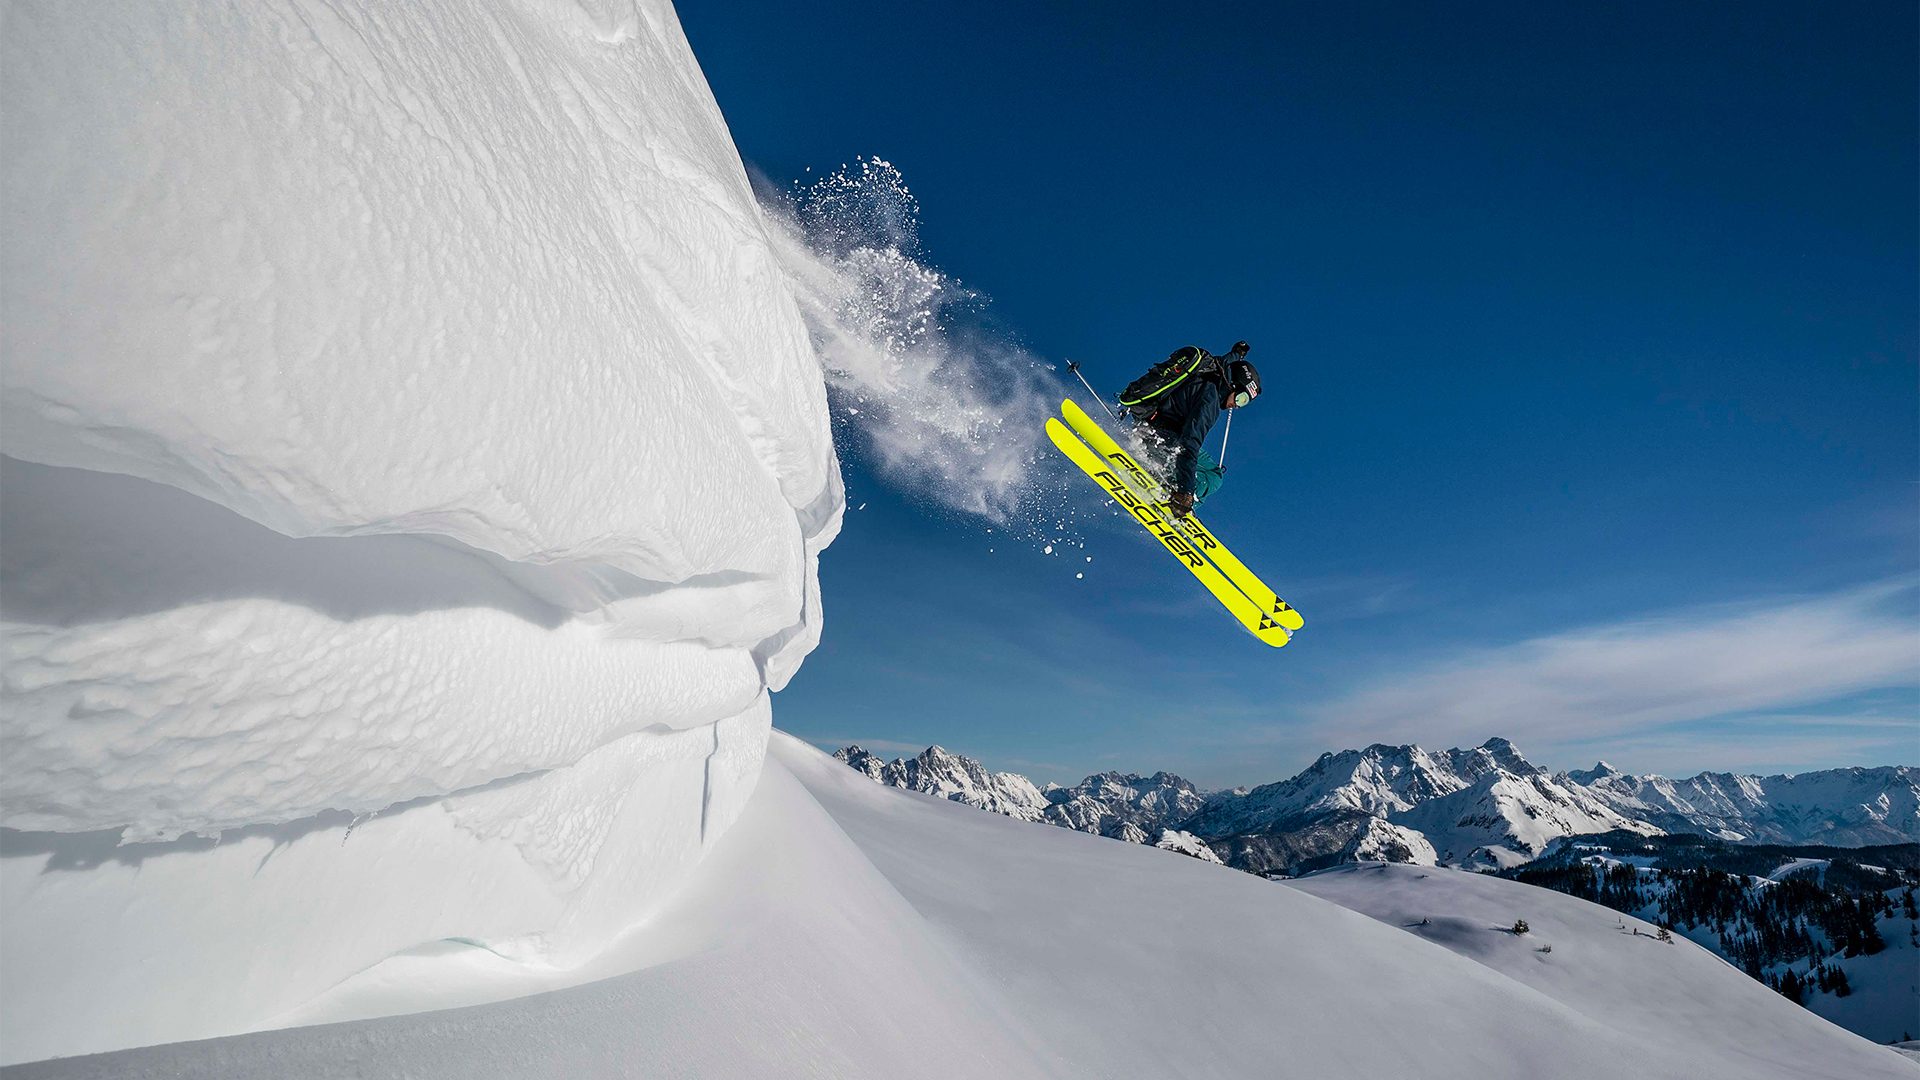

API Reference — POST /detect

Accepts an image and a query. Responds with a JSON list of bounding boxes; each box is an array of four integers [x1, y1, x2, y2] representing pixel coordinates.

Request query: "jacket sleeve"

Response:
[[1170, 381, 1220, 496]]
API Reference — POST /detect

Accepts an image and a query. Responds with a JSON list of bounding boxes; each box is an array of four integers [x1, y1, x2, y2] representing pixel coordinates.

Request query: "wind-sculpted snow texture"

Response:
[[1, 0, 839, 1063], [16, 734, 1907, 1080]]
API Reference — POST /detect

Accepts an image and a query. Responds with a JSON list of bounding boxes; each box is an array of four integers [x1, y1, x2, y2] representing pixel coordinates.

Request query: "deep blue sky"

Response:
[[678, 0, 1918, 787]]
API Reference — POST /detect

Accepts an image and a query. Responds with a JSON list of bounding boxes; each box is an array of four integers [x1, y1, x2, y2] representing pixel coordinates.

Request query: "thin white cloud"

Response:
[[1310, 577, 1920, 753], [1542, 713, 1918, 778]]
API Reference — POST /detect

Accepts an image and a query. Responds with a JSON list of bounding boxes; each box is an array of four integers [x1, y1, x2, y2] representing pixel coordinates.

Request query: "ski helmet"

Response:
[[1228, 358, 1261, 406]]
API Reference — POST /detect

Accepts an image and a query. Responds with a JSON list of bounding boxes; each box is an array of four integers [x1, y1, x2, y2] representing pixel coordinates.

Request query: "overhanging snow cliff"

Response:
[[0, 0, 840, 1062]]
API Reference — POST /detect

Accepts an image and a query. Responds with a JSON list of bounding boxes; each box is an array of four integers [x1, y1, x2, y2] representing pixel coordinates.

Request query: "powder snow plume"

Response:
[[759, 159, 1077, 530]]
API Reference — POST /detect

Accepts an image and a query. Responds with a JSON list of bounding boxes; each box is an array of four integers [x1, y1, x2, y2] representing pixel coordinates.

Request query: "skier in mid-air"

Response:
[[1049, 342, 1297, 643], [1116, 341, 1261, 518]]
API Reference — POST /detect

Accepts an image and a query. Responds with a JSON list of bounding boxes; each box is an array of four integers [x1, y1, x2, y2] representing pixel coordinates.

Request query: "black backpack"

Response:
[[1118, 346, 1220, 421]]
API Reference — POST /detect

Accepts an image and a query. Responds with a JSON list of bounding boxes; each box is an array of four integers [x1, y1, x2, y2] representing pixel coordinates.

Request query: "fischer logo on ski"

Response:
[[1058, 398, 1304, 634], [1046, 414, 1289, 647], [1092, 468, 1206, 568]]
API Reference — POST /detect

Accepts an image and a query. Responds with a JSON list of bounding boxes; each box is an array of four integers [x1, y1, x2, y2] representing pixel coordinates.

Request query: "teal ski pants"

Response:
[[1191, 448, 1224, 506]]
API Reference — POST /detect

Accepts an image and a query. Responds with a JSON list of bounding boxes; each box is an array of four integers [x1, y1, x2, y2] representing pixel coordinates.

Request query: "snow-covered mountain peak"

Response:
[[1393, 769, 1660, 870], [1570, 764, 1920, 846], [832, 738, 1918, 883], [1565, 761, 1622, 785], [1056, 770, 1201, 800], [1041, 768, 1208, 841], [1184, 738, 1545, 837], [832, 745, 1048, 821], [1453, 736, 1545, 780]]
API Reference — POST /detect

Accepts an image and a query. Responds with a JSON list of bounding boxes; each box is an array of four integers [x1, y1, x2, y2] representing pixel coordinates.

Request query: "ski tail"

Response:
[[1058, 398, 1303, 631]]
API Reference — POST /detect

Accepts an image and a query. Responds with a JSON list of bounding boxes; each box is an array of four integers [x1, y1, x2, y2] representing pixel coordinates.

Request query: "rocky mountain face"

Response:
[[1184, 738, 1540, 836], [1391, 769, 1657, 870], [833, 740, 1919, 877], [833, 745, 1049, 821], [1039, 771, 1206, 844], [833, 745, 1221, 859], [1182, 738, 1653, 873]]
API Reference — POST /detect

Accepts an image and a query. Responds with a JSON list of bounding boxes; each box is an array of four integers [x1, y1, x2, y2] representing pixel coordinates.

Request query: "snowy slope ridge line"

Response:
[[1514, 839, 1920, 1043], [1, 0, 841, 1063], [20, 734, 1906, 1079]]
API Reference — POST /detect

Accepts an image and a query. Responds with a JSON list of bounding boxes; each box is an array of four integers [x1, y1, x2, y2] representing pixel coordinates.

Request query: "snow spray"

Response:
[[758, 159, 1084, 540]]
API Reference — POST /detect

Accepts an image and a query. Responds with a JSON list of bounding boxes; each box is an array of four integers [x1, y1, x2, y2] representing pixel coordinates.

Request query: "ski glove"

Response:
[[1167, 491, 1196, 518]]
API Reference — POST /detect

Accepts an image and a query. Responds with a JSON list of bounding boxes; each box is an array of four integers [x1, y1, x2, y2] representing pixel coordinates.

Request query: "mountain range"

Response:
[[833, 739, 1919, 875]]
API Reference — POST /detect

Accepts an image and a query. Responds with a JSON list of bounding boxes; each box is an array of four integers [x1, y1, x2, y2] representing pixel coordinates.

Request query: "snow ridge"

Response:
[[2, 0, 842, 1062]]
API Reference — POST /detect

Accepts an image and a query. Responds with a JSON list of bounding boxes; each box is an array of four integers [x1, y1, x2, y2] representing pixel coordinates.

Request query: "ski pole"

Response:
[[1064, 359, 1121, 422], [1216, 405, 1234, 473]]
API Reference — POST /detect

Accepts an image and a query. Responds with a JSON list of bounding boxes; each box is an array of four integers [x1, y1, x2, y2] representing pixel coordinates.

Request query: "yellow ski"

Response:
[[1047, 418, 1289, 647], [1059, 398, 1304, 632]]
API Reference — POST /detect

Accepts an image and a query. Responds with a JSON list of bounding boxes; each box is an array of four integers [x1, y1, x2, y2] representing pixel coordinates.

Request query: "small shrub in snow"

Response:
[[1534, 944, 1551, 954], [1511, 918, 1530, 935], [1656, 926, 1673, 943]]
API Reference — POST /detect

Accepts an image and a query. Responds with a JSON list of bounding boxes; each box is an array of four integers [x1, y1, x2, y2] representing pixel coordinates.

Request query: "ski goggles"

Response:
[[1230, 386, 1257, 408]]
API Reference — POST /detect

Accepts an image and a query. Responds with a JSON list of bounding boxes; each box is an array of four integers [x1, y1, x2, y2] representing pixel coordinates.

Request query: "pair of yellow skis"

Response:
[[1046, 398, 1303, 648]]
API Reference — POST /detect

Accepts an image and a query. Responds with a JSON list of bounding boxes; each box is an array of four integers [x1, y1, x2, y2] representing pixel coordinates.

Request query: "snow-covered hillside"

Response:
[[1285, 861, 1917, 1077], [1511, 841, 1920, 1044], [1, 0, 839, 1063], [13, 734, 1909, 1079]]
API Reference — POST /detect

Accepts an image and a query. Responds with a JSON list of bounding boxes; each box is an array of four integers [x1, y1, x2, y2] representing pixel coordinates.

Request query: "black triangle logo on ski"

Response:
[[1258, 616, 1278, 631]]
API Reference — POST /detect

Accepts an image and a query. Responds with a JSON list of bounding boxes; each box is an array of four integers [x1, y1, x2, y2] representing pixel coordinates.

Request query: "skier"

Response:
[[1117, 341, 1261, 518]]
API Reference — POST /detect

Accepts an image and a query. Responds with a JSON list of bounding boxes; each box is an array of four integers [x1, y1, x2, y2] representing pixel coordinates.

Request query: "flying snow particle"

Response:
[[1044, 545, 1054, 555], [1076, 573, 1084, 579]]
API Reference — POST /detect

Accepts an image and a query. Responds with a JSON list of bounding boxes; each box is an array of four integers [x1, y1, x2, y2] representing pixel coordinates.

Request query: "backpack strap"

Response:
[[1117, 347, 1211, 406]]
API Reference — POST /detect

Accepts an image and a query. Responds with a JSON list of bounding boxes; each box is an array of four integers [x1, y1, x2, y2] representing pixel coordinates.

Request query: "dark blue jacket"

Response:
[[1143, 369, 1226, 496]]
